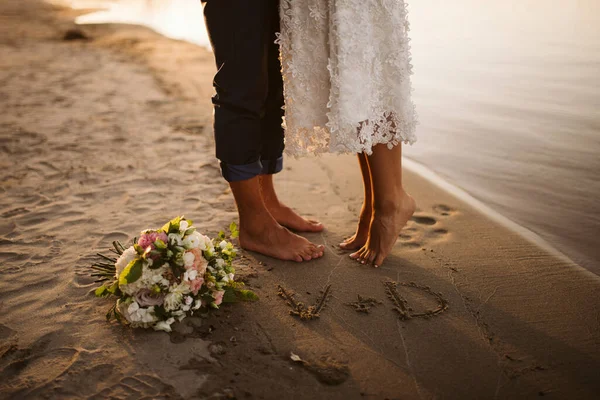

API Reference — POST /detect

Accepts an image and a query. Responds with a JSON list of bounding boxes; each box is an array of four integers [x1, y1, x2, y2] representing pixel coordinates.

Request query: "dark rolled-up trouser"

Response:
[[202, 0, 284, 182]]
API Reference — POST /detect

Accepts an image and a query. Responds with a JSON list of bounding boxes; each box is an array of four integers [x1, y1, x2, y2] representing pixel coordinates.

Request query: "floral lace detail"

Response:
[[277, 0, 418, 156]]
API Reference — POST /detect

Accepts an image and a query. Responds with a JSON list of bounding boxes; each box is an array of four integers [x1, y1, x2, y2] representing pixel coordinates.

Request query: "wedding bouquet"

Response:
[[91, 216, 257, 332]]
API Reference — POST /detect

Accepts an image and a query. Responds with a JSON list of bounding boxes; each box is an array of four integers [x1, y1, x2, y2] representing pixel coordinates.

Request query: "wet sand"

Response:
[[1, 1, 599, 399]]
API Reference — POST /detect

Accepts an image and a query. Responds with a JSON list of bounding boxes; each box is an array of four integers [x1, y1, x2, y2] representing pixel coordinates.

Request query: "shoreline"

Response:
[[1, 1, 599, 399], [403, 158, 582, 271]]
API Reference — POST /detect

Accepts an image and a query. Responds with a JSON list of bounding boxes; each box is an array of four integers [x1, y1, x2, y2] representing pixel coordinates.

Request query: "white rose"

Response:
[[219, 240, 228, 249], [216, 258, 225, 267], [128, 301, 140, 315], [139, 308, 156, 323], [164, 292, 183, 311], [183, 231, 208, 250], [163, 282, 191, 311], [115, 247, 138, 277], [153, 317, 175, 332], [183, 252, 195, 267], [184, 269, 198, 282], [172, 310, 186, 321], [182, 236, 195, 249], [179, 220, 189, 231], [117, 299, 135, 323]]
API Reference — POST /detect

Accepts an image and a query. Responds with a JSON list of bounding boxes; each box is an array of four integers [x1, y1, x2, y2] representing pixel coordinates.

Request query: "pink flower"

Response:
[[188, 248, 208, 275], [214, 290, 225, 306], [138, 231, 168, 251], [134, 288, 165, 307], [157, 231, 168, 243], [189, 277, 204, 296]]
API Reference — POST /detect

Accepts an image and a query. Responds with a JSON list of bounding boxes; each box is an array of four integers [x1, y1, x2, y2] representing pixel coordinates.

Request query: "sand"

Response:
[[1, 1, 599, 399]]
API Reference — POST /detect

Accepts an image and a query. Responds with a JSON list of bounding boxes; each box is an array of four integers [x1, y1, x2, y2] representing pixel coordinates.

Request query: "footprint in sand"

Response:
[[410, 215, 437, 226], [398, 207, 456, 250], [432, 204, 457, 217], [0, 332, 79, 397]]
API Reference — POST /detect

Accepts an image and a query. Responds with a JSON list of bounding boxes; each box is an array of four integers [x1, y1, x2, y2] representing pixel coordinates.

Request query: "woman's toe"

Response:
[[358, 248, 369, 263], [367, 251, 376, 264]]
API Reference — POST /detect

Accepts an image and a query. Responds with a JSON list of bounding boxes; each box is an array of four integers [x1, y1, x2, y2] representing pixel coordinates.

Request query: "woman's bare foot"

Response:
[[339, 204, 372, 250], [239, 220, 325, 262], [265, 202, 324, 233], [350, 192, 416, 267]]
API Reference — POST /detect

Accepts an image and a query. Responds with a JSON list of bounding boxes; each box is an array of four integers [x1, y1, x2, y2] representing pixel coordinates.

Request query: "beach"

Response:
[[1, 1, 599, 399]]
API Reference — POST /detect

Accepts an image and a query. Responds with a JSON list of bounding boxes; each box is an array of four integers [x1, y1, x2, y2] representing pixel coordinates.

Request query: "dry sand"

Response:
[[1, 1, 599, 399]]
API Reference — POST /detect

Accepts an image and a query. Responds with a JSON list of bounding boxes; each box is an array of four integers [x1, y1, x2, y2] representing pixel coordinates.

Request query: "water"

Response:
[[63, 0, 600, 274], [407, 0, 600, 274]]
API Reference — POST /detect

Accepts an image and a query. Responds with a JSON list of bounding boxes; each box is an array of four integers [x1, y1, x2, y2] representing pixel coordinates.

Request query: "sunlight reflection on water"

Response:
[[71, 0, 210, 47]]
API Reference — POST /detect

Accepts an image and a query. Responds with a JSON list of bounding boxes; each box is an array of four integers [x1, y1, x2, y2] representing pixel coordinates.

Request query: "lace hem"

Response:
[[283, 110, 417, 156]]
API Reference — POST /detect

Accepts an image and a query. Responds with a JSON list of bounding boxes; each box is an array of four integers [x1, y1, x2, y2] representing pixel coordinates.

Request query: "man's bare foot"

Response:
[[339, 204, 372, 250], [350, 192, 416, 267], [266, 202, 324, 233], [259, 175, 324, 233], [239, 221, 325, 262]]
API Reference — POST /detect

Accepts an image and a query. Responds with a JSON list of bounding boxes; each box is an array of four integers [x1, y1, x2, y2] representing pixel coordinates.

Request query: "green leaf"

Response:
[[118, 258, 143, 285], [237, 289, 259, 301], [149, 258, 166, 270], [154, 239, 167, 249], [223, 288, 237, 303], [223, 288, 259, 303], [161, 216, 183, 233], [95, 285, 108, 297], [229, 222, 239, 239], [153, 305, 169, 320], [107, 280, 119, 294]]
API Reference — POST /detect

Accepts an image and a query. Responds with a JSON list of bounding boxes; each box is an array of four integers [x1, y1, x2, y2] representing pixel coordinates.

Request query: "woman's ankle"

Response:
[[373, 189, 412, 214]]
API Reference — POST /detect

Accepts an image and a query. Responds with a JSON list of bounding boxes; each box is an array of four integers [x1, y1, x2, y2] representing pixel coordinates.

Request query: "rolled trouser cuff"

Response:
[[261, 156, 283, 175], [220, 160, 263, 182]]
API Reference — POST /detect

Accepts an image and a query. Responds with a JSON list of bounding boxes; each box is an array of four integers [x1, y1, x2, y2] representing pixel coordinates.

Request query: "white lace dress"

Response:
[[277, 0, 418, 156]]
